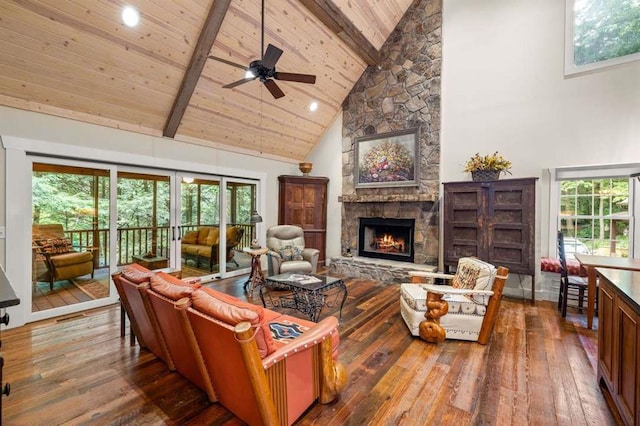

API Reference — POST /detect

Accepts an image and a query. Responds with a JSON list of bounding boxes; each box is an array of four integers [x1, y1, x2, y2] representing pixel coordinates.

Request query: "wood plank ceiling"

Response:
[[0, 0, 414, 161]]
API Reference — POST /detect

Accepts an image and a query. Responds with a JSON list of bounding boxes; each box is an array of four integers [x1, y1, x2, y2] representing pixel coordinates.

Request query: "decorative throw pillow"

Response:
[[278, 244, 303, 261], [452, 263, 481, 289], [36, 238, 73, 255]]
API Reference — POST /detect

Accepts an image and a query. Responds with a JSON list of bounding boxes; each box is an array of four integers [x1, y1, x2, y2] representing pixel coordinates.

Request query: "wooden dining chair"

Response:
[[557, 231, 597, 318]]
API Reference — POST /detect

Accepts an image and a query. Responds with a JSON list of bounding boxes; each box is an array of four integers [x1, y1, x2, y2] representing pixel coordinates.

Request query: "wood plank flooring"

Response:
[[2, 275, 616, 425]]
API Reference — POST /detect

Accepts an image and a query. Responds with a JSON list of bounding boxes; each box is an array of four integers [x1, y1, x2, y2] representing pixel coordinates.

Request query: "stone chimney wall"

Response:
[[340, 0, 442, 265]]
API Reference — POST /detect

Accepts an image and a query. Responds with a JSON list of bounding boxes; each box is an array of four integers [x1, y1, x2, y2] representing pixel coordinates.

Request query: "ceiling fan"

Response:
[[208, 0, 316, 99]]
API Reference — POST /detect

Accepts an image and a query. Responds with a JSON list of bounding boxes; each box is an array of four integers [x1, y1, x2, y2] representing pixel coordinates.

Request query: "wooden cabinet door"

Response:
[[278, 176, 328, 265], [443, 183, 486, 267], [486, 179, 535, 275], [598, 279, 615, 391], [615, 297, 638, 425]]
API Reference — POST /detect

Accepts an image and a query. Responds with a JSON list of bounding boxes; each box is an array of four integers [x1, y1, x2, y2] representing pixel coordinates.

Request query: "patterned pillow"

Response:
[[453, 257, 498, 304], [278, 244, 303, 261], [35, 238, 73, 255], [452, 262, 481, 289]]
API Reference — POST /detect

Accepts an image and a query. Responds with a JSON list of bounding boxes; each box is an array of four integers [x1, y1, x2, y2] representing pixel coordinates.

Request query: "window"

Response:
[[565, 0, 640, 75], [559, 178, 630, 257]]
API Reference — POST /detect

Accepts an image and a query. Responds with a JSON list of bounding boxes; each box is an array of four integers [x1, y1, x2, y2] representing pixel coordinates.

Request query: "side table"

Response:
[[243, 247, 268, 294]]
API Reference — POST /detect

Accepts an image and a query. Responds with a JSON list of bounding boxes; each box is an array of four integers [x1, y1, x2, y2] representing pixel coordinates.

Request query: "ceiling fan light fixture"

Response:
[[245, 70, 255, 79], [309, 101, 318, 111], [121, 6, 140, 27]]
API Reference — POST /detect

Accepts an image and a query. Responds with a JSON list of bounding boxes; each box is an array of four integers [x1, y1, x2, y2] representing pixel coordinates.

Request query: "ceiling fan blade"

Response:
[[274, 72, 316, 84], [262, 44, 283, 69], [264, 79, 285, 99], [222, 78, 254, 89], [208, 56, 247, 71]]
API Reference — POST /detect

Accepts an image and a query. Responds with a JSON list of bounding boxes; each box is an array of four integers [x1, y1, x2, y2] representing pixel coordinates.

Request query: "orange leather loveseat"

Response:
[[112, 264, 347, 425]]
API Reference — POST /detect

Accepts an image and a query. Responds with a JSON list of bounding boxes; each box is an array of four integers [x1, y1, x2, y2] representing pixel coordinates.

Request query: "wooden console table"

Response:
[[596, 267, 640, 425]]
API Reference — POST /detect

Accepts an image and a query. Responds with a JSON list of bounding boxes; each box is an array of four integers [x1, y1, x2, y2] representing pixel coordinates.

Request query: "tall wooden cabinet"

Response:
[[278, 175, 328, 266], [443, 178, 537, 299]]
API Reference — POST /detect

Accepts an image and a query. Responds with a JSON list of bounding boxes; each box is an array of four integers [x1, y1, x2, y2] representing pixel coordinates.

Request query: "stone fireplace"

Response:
[[359, 217, 415, 262], [337, 0, 442, 269]]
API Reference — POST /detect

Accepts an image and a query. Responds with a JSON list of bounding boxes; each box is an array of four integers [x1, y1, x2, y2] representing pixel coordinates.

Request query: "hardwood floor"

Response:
[[2, 275, 616, 425]]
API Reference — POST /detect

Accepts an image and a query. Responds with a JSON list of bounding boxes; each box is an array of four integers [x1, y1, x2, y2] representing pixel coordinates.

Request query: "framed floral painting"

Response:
[[354, 128, 419, 188]]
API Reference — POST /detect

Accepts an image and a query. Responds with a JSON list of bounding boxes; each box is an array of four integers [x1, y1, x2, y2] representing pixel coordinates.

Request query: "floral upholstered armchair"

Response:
[[265, 225, 319, 276]]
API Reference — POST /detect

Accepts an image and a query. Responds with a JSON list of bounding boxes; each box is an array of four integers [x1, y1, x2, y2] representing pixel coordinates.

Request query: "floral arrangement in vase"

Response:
[[464, 151, 512, 181]]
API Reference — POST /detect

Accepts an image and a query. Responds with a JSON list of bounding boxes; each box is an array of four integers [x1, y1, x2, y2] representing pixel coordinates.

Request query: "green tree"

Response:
[[574, 0, 640, 65]]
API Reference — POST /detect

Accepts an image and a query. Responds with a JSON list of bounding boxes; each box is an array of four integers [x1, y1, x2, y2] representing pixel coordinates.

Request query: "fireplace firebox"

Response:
[[358, 217, 415, 262]]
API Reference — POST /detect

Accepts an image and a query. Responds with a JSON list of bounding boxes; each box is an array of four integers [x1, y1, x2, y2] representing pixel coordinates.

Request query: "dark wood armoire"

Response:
[[443, 177, 537, 301], [278, 175, 328, 266]]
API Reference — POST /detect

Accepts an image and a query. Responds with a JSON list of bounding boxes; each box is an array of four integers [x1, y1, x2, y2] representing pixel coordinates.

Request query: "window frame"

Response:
[[549, 164, 640, 259], [564, 0, 640, 77]]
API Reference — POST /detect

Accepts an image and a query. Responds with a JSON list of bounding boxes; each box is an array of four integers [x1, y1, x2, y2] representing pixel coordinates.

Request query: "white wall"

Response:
[[441, 0, 640, 185], [305, 113, 343, 261]]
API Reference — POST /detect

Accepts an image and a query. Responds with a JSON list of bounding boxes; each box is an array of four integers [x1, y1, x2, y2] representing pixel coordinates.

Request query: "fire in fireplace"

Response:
[[358, 217, 415, 262]]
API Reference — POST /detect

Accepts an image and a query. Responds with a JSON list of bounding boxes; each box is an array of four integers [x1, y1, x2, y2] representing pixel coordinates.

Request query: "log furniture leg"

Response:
[[419, 292, 448, 343]]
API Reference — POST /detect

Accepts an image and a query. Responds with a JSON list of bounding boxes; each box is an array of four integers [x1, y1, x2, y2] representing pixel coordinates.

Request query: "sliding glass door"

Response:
[[116, 170, 172, 269], [29, 159, 256, 321], [31, 161, 113, 316]]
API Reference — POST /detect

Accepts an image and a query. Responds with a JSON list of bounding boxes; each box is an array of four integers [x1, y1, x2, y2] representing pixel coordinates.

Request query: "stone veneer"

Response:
[[340, 0, 442, 266], [329, 256, 436, 284]]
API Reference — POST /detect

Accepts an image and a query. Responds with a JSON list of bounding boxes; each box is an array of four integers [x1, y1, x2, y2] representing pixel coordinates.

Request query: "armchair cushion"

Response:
[[150, 274, 197, 300], [182, 230, 198, 244], [123, 264, 154, 284]]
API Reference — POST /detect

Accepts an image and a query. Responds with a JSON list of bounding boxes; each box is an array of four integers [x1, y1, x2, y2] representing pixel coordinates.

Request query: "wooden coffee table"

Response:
[[261, 272, 347, 322]]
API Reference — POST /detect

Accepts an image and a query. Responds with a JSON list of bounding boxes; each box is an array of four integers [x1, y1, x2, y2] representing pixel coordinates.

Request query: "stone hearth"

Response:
[[328, 256, 436, 284]]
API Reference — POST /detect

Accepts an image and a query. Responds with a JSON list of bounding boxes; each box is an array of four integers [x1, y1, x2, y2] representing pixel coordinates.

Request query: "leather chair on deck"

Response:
[[32, 224, 95, 290], [400, 257, 509, 344], [266, 225, 319, 276]]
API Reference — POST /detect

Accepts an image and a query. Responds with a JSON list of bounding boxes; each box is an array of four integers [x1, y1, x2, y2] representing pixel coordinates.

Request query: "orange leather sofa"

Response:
[[112, 264, 346, 425]]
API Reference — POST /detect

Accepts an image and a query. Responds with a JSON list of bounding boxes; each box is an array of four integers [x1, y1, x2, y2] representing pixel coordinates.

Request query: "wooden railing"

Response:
[[64, 223, 255, 268]]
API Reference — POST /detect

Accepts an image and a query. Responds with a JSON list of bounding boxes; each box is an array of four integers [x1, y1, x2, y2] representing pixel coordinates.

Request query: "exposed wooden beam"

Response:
[[299, 0, 379, 66], [163, 0, 232, 138]]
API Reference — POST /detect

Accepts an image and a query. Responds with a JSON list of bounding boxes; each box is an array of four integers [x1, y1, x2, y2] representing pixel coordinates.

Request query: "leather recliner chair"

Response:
[[265, 225, 319, 276]]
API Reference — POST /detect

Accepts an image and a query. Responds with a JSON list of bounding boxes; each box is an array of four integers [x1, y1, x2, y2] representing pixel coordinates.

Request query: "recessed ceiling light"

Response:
[[309, 101, 318, 111], [122, 6, 140, 28]]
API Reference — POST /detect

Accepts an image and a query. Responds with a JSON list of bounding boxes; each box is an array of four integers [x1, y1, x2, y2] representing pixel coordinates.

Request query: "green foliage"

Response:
[[574, 0, 640, 66], [32, 172, 109, 230], [559, 177, 630, 256]]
